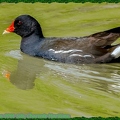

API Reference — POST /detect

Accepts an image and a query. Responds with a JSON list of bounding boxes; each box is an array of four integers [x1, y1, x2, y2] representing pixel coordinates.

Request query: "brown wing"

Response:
[[88, 27, 120, 47]]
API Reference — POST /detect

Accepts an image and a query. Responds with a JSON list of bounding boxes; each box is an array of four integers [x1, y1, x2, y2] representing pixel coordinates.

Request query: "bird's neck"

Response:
[[20, 33, 44, 56], [35, 25, 44, 38], [22, 33, 43, 42]]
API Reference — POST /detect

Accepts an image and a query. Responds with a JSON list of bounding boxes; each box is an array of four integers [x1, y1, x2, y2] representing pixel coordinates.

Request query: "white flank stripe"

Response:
[[48, 49, 83, 54]]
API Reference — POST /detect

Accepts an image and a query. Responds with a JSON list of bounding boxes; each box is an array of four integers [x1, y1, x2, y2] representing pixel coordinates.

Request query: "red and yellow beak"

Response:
[[3, 21, 15, 34]]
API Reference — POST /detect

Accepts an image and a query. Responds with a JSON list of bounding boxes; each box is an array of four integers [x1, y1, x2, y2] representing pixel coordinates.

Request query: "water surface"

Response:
[[0, 3, 120, 117]]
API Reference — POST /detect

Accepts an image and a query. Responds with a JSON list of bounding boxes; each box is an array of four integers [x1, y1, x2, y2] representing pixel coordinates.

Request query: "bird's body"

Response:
[[3, 15, 120, 64]]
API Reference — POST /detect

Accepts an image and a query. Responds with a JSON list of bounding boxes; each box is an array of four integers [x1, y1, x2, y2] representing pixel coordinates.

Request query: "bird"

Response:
[[3, 14, 120, 64]]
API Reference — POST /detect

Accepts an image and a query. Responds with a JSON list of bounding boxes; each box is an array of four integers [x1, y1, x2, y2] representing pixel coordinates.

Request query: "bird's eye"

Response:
[[17, 21, 22, 25]]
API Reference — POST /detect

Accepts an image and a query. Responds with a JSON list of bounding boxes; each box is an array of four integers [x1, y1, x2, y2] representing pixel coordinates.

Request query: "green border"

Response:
[[0, 0, 120, 3], [1, 0, 120, 120]]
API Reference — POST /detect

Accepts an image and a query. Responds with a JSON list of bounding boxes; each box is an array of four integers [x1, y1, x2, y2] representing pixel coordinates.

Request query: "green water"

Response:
[[0, 3, 120, 117]]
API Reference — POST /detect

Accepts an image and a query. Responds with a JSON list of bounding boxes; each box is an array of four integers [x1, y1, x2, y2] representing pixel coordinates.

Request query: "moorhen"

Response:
[[3, 15, 120, 64]]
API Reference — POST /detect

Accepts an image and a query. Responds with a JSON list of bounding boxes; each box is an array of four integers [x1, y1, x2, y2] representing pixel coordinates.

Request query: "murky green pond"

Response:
[[0, 2, 120, 117]]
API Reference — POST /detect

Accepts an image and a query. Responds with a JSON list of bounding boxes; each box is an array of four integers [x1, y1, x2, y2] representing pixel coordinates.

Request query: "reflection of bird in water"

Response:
[[2, 70, 10, 81], [2, 51, 120, 93], [3, 52, 45, 90]]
